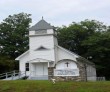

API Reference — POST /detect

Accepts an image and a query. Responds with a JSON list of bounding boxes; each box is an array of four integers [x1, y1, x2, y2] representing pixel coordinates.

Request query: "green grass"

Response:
[[0, 80, 110, 92]]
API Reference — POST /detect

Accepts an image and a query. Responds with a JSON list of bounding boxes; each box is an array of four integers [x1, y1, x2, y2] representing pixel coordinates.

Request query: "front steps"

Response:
[[28, 75, 48, 80]]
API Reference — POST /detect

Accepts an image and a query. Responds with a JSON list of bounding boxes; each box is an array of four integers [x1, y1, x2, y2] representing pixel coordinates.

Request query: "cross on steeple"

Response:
[[65, 62, 69, 67], [42, 16, 43, 20]]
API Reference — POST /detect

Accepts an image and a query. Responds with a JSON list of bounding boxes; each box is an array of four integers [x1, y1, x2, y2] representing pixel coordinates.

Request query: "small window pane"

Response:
[[26, 63, 29, 71]]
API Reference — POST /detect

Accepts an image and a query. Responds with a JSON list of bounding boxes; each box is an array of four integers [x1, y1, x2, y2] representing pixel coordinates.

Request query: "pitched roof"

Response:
[[15, 50, 29, 60], [56, 45, 95, 66], [29, 19, 54, 31]]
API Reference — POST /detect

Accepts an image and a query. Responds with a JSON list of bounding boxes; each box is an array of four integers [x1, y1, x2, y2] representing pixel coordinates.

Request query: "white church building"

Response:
[[15, 19, 96, 81]]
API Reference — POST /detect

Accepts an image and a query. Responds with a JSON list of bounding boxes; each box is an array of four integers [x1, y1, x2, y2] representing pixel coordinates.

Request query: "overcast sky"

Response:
[[0, 0, 110, 27]]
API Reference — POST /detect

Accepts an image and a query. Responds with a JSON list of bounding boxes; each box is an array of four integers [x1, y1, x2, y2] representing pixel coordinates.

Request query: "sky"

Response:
[[0, 0, 110, 27]]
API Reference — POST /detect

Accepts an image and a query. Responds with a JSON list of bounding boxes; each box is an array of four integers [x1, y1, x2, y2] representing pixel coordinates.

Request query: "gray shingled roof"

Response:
[[29, 19, 54, 31]]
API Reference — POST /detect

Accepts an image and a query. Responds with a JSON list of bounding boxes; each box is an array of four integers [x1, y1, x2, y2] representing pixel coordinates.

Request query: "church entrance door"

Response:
[[35, 63, 48, 80]]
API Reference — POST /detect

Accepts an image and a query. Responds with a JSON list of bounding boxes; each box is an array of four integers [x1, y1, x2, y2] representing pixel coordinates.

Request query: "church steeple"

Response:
[[29, 19, 58, 61], [29, 19, 54, 31]]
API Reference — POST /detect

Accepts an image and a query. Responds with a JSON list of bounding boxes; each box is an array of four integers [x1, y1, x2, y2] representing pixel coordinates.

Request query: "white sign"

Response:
[[54, 69, 79, 76]]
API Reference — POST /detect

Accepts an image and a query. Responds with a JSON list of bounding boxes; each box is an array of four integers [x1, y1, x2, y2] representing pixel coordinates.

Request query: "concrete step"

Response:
[[29, 75, 48, 80]]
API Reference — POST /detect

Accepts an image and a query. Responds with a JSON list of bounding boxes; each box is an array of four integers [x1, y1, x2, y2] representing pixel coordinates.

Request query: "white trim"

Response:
[[15, 50, 29, 60], [29, 33, 55, 37], [28, 58, 53, 63]]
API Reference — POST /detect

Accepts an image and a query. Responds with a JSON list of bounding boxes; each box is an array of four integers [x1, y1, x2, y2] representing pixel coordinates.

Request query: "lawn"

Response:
[[0, 80, 110, 92]]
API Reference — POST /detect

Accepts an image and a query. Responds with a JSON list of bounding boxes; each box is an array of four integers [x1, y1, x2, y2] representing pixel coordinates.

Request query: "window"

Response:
[[35, 30, 47, 34], [25, 63, 29, 71]]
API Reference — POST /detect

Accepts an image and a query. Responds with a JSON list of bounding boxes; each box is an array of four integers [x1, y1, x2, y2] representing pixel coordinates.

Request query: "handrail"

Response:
[[0, 72, 12, 76], [0, 71, 13, 78], [0, 70, 26, 80]]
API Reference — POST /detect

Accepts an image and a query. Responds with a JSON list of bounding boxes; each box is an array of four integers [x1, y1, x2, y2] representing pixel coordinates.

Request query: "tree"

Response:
[[0, 54, 15, 73], [57, 19, 106, 55], [82, 31, 110, 79], [0, 13, 31, 58]]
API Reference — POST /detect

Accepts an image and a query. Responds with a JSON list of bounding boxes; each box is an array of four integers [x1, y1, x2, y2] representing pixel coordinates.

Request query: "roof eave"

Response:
[[15, 50, 29, 60]]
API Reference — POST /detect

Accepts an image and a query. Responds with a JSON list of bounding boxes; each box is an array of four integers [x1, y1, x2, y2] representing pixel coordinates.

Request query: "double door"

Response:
[[35, 63, 48, 76]]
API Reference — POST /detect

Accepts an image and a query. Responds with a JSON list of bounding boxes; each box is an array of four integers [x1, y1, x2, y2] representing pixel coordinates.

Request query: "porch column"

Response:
[[48, 61, 50, 67], [29, 62, 31, 77], [48, 67, 55, 80]]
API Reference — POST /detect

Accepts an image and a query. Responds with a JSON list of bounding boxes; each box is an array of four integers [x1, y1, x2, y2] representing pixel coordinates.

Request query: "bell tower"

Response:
[[29, 18, 58, 62]]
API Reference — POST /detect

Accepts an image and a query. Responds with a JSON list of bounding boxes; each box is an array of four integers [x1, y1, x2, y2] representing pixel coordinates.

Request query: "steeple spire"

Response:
[[29, 18, 53, 31], [42, 16, 43, 20]]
